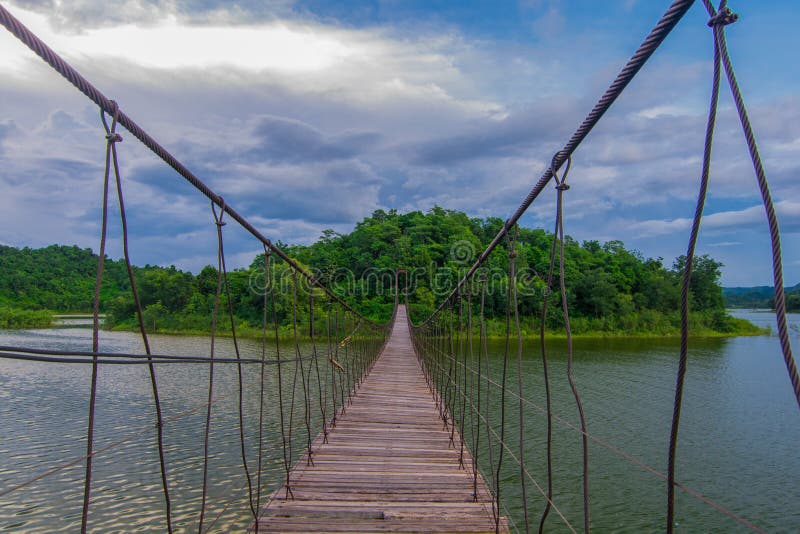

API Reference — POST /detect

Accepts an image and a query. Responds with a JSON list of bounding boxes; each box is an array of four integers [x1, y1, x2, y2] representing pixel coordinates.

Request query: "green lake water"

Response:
[[0, 310, 797, 532]]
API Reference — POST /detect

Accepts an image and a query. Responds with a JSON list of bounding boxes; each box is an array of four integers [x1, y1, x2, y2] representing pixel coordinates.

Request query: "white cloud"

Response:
[[0, 1, 797, 284], [635, 105, 692, 119], [0, 7, 356, 73], [625, 201, 800, 238], [708, 241, 742, 247]]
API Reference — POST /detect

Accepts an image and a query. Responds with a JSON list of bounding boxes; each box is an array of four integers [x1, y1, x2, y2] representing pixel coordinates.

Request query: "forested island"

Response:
[[723, 284, 800, 311], [0, 207, 772, 336]]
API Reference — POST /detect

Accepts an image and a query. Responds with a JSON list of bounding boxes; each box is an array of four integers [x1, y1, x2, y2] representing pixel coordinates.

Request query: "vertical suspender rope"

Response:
[[198, 199, 226, 532], [495, 249, 512, 534], [666, 5, 721, 530], [287, 271, 301, 475], [508, 227, 530, 533], [478, 273, 499, 524], [270, 252, 293, 500], [80, 98, 116, 534], [217, 215, 256, 519], [458, 292, 468, 467], [327, 299, 338, 429], [253, 247, 272, 532], [102, 103, 173, 532], [537, 160, 567, 534], [311, 291, 329, 444], [711, 0, 799, 405], [552, 158, 590, 534], [468, 292, 480, 502]]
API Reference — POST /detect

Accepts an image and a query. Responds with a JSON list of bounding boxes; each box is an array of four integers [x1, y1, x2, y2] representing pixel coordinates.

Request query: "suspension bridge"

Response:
[[253, 305, 507, 532], [0, 1, 798, 533]]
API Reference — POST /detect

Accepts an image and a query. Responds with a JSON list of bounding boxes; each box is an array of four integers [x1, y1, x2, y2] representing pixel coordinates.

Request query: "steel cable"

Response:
[[0, 4, 378, 326], [197, 200, 226, 532], [666, 6, 721, 531], [416, 0, 697, 325], [707, 0, 799, 406], [215, 210, 257, 520], [551, 160, 590, 533], [101, 104, 173, 532], [508, 228, 530, 532], [420, 339, 767, 533], [79, 102, 116, 534]]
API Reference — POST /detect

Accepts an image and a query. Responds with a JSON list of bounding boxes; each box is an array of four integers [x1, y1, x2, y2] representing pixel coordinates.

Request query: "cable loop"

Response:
[[212, 198, 226, 227], [551, 153, 572, 189], [100, 100, 122, 143], [707, 6, 738, 27]]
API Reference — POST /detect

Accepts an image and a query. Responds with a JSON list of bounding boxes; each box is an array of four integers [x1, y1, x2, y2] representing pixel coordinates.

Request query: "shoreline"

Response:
[[0, 323, 769, 340]]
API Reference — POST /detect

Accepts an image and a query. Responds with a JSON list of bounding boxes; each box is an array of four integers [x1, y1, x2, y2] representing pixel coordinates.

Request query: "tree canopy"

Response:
[[0, 208, 766, 335]]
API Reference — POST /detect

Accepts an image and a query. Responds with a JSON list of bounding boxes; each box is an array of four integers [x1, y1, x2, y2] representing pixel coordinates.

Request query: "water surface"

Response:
[[0, 311, 797, 532]]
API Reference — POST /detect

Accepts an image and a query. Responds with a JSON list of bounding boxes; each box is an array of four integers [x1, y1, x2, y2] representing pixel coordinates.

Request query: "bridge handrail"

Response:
[[0, 4, 381, 326], [413, 0, 696, 327]]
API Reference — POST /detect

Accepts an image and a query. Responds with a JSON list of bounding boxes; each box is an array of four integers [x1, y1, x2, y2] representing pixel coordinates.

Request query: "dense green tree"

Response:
[[0, 208, 758, 335], [672, 255, 725, 311]]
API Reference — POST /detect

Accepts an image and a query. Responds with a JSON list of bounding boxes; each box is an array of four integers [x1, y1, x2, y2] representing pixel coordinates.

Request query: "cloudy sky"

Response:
[[0, 0, 797, 286]]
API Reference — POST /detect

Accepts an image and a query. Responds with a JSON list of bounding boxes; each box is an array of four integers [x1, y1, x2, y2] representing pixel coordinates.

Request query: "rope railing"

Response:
[[415, 334, 769, 534], [418, 0, 698, 324], [0, 5, 392, 533], [409, 1, 797, 533], [0, 4, 376, 325]]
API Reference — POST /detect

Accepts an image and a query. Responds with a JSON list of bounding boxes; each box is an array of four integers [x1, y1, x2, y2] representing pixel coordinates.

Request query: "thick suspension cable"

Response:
[[0, 4, 377, 326], [418, 0, 697, 325]]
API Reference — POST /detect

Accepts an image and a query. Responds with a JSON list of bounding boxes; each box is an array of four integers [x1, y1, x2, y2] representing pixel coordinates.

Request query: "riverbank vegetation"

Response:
[[0, 306, 52, 328], [0, 208, 769, 336], [723, 284, 800, 311]]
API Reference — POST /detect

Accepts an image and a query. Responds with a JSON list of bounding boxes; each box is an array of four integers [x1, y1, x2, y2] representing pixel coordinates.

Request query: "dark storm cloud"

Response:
[[1, 2, 797, 283], [403, 97, 577, 166], [227, 159, 384, 224], [245, 115, 381, 164]]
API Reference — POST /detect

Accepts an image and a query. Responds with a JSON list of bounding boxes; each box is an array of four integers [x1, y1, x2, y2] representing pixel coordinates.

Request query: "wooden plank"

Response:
[[251, 305, 506, 533]]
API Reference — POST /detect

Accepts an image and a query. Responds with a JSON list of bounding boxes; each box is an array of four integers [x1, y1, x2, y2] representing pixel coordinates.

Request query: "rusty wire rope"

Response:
[[215, 215, 258, 522], [666, 1, 799, 531], [409, 1, 795, 533], [79, 99, 113, 534], [0, 5, 379, 325], [704, 0, 799, 405], [102, 104, 173, 532], [197, 200, 227, 532], [416, 334, 769, 533], [507, 228, 531, 532], [551, 157, 590, 533], [416, 0, 698, 322]]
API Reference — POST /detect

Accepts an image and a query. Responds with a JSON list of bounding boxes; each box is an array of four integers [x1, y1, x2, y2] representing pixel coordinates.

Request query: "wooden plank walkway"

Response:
[[252, 305, 507, 533]]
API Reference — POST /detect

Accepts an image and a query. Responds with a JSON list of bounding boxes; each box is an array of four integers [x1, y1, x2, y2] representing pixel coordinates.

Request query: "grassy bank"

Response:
[[106, 308, 766, 339], [484, 311, 767, 338], [0, 307, 53, 328]]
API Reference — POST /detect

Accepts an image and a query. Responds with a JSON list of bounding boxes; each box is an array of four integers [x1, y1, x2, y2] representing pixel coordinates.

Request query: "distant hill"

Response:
[[723, 283, 800, 310]]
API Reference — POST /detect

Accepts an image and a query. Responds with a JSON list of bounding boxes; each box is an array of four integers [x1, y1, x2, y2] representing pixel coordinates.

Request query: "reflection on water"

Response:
[[0, 329, 326, 533], [0, 311, 798, 532], [467, 310, 799, 533]]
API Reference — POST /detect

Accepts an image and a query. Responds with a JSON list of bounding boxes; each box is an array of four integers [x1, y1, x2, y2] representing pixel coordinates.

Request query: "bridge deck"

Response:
[[252, 305, 507, 533]]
